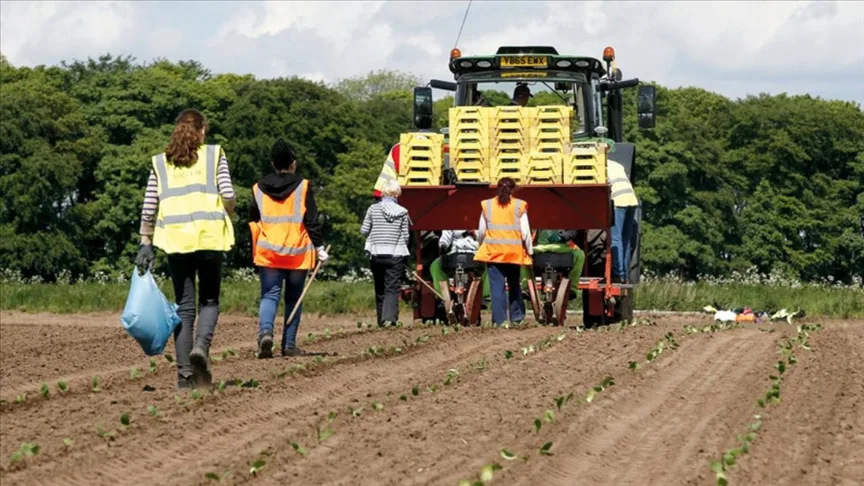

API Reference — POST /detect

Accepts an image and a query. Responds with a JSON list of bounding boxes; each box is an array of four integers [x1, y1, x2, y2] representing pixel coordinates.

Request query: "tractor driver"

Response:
[[430, 230, 490, 301], [511, 84, 533, 107]]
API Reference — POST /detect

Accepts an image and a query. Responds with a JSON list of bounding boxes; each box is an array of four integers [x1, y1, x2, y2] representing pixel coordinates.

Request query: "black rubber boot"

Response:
[[258, 332, 274, 359], [189, 345, 212, 388]]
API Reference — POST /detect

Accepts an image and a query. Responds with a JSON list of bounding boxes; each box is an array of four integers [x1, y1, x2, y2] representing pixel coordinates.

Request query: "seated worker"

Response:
[[430, 230, 490, 301], [511, 84, 533, 107], [472, 86, 490, 107], [521, 230, 585, 299]]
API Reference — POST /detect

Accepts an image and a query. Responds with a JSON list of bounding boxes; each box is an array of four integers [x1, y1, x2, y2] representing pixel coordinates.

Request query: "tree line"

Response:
[[1, 54, 861, 284]]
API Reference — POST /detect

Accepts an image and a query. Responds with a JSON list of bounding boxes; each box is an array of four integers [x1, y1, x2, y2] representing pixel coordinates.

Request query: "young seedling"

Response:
[[539, 441, 553, 456], [399, 394, 407, 401], [317, 424, 333, 442], [204, 471, 233, 482], [628, 361, 641, 371], [40, 383, 50, 399], [96, 425, 115, 440], [63, 438, 74, 447], [291, 441, 307, 456], [348, 406, 364, 417], [147, 405, 163, 417], [57, 381, 69, 394], [15, 393, 26, 404], [411, 385, 419, 396], [534, 418, 542, 433], [130, 367, 141, 380], [91, 376, 101, 393], [191, 390, 203, 400], [544, 410, 555, 423], [444, 369, 460, 386], [149, 358, 158, 373], [479, 463, 503, 482], [504, 350, 513, 360], [120, 413, 131, 426], [9, 443, 40, 463], [249, 459, 266, 476], [500, 449, 517, 461], [372, 401, 384, 411]]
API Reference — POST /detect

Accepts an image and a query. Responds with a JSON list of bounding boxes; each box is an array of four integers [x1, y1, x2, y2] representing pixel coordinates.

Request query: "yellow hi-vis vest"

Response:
[[607, 160, 639, 207], [474, 197, 532, 265], [373, 143, 399, 197], [152, 144, 235, 254]]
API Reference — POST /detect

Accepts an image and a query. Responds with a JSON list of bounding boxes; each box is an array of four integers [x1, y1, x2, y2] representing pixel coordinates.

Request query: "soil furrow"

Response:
[[733, 326, 864, 486]]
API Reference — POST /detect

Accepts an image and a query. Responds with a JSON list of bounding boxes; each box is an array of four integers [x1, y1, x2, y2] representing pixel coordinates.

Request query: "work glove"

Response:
[[135, 244, 155, 275], [316, 246, 329, 264]]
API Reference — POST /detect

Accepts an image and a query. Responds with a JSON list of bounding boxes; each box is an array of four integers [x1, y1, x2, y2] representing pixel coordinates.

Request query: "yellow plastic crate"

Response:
[[564, 143, 606, 184], [532, 106, 572, 126], [491, 155, 524, 183], [523, 153, 563, 184], [449, 107, 492, 136], [398, 132, 443, 186], [530, 136, 569, 154], [452, 155, 489, 182], [491, 106, 531, 132]]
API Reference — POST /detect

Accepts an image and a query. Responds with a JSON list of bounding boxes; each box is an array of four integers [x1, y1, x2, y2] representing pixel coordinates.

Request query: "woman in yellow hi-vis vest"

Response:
[[474, 177, 533, 326], [136, 109, 235, 391]]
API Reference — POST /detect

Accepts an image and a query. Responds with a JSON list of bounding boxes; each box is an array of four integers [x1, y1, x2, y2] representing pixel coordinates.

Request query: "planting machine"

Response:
[[395, 45, 657, 327]]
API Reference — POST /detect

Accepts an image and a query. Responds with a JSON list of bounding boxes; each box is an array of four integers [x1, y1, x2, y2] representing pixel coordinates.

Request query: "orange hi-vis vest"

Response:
[[474, 197, 532, 265], [249, 180, 316, 270]]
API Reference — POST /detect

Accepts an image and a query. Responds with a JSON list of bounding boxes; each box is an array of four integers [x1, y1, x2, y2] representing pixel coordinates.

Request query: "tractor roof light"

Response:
[[603, 46, 615, 63], [450, 48, 462, 59]]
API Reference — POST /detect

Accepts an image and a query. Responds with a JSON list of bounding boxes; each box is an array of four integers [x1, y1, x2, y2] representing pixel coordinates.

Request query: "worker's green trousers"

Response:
[[429, 256, 491, 300], [521, 244, 586, 297]]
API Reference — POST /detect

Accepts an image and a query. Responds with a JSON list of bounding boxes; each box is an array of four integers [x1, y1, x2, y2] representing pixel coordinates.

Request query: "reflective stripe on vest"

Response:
[[373, 143, 400, 196], [251, 180, 315, 270], [152, 144, 235, 254], [474, 198, 532, 265], [607, 160, 639, 207]]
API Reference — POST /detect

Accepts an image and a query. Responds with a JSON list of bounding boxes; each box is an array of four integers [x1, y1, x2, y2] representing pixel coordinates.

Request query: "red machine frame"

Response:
[[399, 183, 626, 324]]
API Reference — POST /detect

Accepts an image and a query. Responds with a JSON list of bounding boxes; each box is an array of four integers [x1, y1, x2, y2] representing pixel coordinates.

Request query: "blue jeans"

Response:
[[487, 263, 525, 326], [611, 206, 637, 279], [258, 267, 308, 351]]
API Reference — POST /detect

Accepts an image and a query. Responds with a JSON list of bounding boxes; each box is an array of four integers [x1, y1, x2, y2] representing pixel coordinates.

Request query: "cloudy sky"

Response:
[[1, 1, 862, 104]]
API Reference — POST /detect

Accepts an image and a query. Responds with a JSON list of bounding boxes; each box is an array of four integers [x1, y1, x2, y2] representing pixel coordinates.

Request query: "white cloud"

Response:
[[0, 1, 138, 66], [1, 0, 861, 103]]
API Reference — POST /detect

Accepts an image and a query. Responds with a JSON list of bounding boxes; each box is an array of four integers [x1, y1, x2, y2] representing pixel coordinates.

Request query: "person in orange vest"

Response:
[[474, 177, 533, 326], [249, 139, 328, 358]]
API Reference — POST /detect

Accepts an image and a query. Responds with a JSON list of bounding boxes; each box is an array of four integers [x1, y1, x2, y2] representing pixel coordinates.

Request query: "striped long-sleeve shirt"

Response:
[[139, 149, 236, 236], [360, 199, 411, 257]]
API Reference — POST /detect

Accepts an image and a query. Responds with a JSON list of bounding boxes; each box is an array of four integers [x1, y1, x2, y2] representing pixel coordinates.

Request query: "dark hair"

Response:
[[497, 177, 516, 205], [271, 138, 296, 170], [165, 109, 207, 167]]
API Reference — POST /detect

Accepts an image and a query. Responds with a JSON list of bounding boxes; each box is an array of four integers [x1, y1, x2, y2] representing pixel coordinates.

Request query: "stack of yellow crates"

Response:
[[398, 132, 444, 186], [521, 106, 572, 184], [490, 106, 530, 183], [565, 140, 607, 184], [448, 107, 490, 182]]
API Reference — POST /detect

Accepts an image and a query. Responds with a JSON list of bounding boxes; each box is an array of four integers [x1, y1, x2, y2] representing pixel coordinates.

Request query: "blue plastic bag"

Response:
[[121, 268, 181, 356]]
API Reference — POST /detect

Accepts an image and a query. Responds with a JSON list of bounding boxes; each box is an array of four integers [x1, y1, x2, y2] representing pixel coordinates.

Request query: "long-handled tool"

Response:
[[285, 244, 331, 331], [409, 269, 445, 300]]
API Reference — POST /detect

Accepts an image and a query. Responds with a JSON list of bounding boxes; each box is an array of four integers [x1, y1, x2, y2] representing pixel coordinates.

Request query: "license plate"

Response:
[[499, 56, 548, 68]]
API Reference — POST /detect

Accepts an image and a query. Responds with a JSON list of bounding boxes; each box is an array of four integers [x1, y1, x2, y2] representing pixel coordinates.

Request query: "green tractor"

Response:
[[399, 45, 657, 327]]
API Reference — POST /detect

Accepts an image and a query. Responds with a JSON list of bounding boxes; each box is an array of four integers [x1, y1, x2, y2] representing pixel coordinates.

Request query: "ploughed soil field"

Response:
[[1, 311, 862, 486]]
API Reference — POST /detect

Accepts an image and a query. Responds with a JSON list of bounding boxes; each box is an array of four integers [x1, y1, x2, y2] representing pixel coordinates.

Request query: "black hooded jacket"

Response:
[[249, 172, 324, 247]]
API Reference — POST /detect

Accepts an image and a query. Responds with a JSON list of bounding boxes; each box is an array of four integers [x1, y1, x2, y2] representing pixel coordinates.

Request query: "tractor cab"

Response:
[[400, 45, 656, 327]]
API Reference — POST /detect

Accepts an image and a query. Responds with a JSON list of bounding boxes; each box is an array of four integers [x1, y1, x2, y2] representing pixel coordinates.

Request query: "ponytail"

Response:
[[165, 109, 207, 167], [497, 177, 516, 205]]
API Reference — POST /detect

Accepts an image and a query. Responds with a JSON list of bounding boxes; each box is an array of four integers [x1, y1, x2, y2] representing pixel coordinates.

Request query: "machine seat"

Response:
[[442, 252, 480, 272], [532, 252, 574, 274]]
